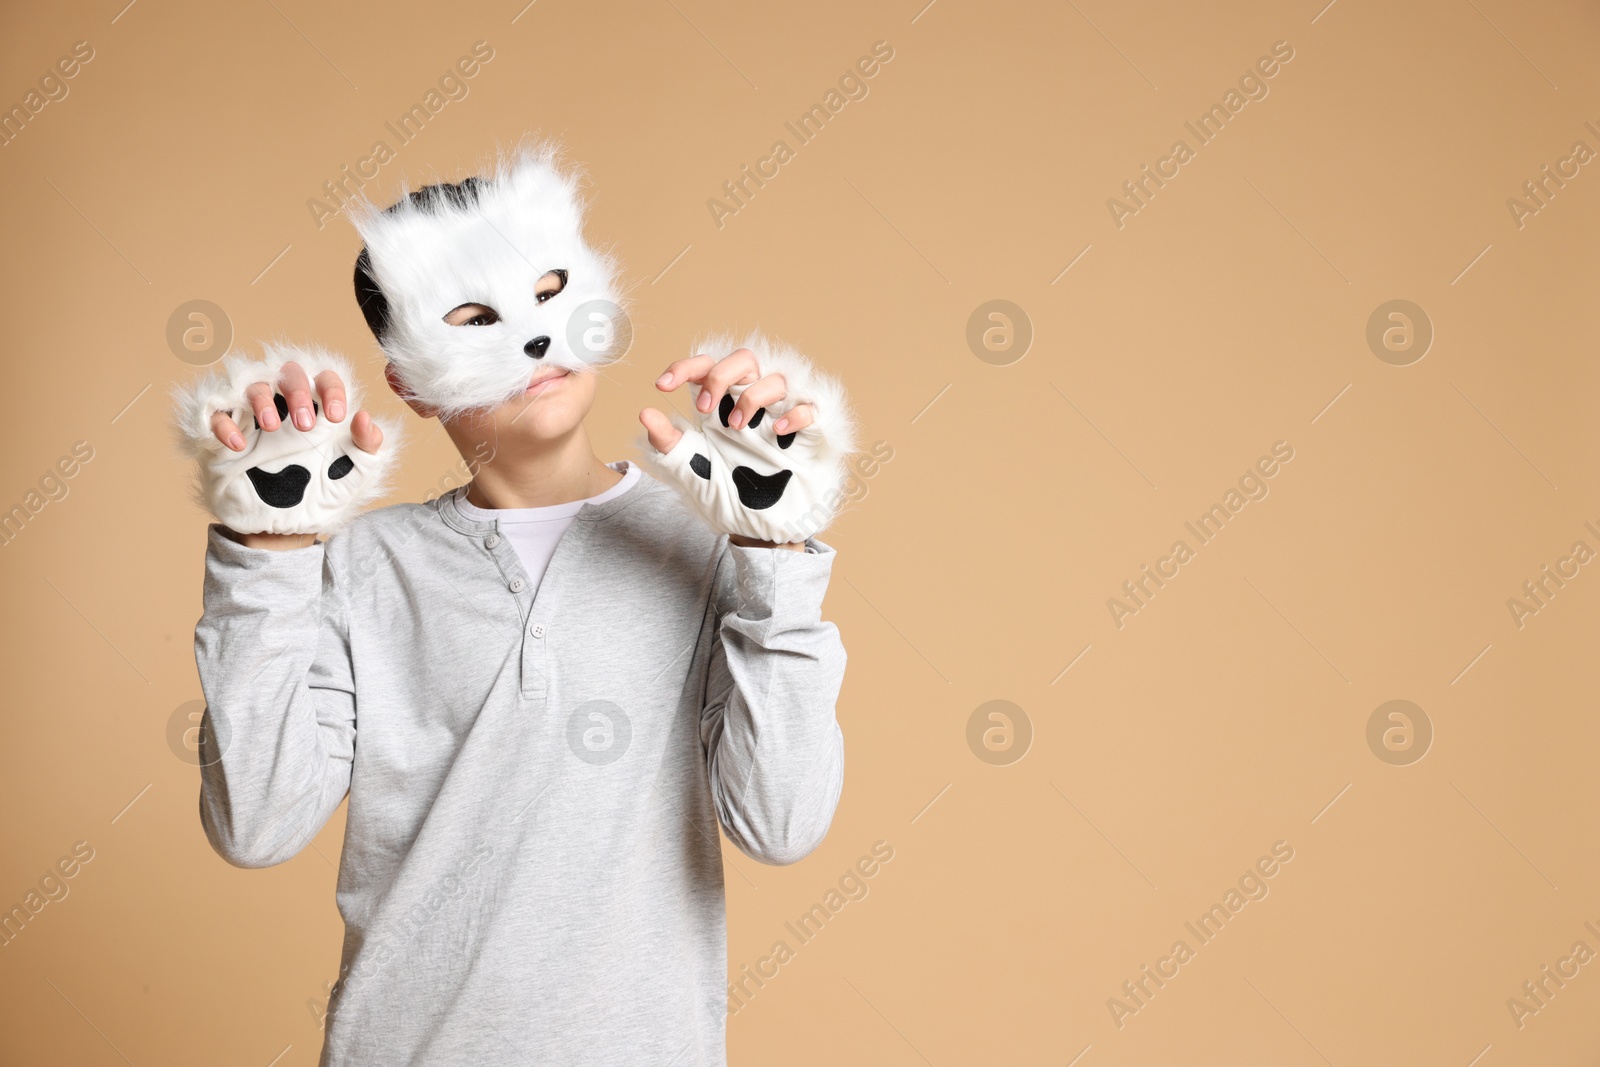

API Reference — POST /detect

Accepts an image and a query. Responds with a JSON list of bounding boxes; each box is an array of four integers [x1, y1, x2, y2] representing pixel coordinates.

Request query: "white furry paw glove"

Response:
[[640, 333, 857, 545], [174, 344, 398, 535]]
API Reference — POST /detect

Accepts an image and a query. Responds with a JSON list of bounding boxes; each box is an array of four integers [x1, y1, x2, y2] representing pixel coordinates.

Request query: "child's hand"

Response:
[[175, 344, 399, 538], [638, 333, 857, 546]]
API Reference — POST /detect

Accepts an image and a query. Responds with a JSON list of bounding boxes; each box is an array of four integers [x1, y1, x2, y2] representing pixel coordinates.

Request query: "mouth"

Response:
[[526, 368, 570, 396], [731, 466, 793, 510]]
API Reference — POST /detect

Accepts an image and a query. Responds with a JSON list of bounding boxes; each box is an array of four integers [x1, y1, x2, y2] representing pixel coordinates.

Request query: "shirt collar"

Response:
[[434, 464, 653, 536]]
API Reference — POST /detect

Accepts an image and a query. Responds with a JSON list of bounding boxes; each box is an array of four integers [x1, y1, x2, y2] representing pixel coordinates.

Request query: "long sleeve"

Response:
[[193, 525, 356, 868], [701, 537, 847, 866]]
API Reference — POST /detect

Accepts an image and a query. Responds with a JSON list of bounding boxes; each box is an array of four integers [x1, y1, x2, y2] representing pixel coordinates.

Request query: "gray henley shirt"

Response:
[[193, 473, 847, 1065]]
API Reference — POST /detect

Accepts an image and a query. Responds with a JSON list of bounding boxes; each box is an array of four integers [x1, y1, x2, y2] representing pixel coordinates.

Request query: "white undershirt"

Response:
[[456, 461, 640, 593]]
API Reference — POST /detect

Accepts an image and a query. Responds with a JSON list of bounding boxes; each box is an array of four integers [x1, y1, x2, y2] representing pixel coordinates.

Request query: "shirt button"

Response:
[[485, 534, 501, 549], [531, 624, 546, 639], [509, 578, 526, 593]]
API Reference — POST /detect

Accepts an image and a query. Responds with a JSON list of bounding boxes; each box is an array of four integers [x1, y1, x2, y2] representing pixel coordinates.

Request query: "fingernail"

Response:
[[228, 433, 245, 451], [656, 373, 672, 388], [295, 408, 313, 430], [774, 418, 788, 433], [698, 393, 712, 413], [728, 409, 744, 429], [327, 400, 345, 421]]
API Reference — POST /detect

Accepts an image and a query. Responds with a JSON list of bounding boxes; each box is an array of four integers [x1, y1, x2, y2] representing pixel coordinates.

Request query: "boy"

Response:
[[182, 145, 854, 1065]]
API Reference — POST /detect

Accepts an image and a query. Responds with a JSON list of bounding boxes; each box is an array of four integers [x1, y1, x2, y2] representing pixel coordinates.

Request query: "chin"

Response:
[[493, 374, 592, 439]]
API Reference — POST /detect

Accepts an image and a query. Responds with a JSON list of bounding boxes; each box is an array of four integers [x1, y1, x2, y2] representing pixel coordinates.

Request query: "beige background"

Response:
[[1, 0, 1596, 1063]]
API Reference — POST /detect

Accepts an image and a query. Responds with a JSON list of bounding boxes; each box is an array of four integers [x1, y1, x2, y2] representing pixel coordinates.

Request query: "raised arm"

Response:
[[636, 332, 856, 864], [700, 539, 847, 865], [194, 533, 357, 868], [177, 347, 393, 867]]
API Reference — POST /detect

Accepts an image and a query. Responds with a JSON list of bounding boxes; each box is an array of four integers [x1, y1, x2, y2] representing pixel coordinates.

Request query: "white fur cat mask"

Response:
[[350, 144, 627, 418]]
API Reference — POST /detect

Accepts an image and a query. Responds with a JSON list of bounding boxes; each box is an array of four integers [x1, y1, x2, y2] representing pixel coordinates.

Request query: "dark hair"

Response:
[[353, 177, 489, 342]]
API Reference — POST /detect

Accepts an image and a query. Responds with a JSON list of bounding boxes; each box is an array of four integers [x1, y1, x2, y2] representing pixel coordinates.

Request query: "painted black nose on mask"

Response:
[[524, 336, 551, 359]]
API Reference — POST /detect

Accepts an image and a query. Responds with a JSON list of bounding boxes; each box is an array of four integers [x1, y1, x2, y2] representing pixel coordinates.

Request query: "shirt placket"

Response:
[[480, 526, 550, 707]]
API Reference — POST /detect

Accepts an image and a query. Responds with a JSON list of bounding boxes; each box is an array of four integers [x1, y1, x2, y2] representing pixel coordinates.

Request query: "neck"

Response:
[[451, 421, 622, 510]]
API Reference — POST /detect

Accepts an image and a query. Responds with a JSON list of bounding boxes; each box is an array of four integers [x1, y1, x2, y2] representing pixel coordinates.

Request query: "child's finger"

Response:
[[245, 381, 279, 431], [655, 355, 715, 392], [210, 412, 247, 451], [696, 348, 759, 415], [639, 407, 683, 454], [772, 403, 815, 435], [278, 361, 316, 431], [728, 373, 787, 430], [314, 369, 348, 422], [351, 411, 384, 455]]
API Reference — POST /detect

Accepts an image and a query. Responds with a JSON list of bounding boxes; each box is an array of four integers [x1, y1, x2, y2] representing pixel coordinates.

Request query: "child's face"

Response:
[[352, 149, 627, 420], [435, 266, 596, 438], [378, 249, 605, 449]]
